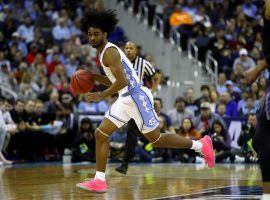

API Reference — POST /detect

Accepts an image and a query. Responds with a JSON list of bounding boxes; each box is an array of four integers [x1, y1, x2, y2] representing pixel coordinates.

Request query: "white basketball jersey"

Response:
[[99, 42, 140, 95]]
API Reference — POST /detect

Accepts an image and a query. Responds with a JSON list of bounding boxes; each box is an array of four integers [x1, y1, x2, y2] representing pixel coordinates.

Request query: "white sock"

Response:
[[94, 171, 106, 181], [262, 194, 270, 200], [191, 140, 203, 152]]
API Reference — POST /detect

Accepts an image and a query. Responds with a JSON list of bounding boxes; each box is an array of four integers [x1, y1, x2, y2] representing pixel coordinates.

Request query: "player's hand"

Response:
[[85, 92, 103, 102]]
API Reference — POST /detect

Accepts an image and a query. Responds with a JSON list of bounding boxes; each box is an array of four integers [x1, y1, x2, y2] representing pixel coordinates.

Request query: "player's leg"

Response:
[[77, 97, 130, 192], [254, 113, 270, 198], [76, 117, 118, 192], [115, 119, 142, 174], [130, 87, 214, 168], [143, 128, 214, 168], [95, 118, 118, 172], [260, 151, 270, 198]]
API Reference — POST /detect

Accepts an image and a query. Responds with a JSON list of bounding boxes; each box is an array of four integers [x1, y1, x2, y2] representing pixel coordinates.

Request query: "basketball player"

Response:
[[76, 9, 214, 193], [244, 1, 270, 199], [115, 41, 161, 174]]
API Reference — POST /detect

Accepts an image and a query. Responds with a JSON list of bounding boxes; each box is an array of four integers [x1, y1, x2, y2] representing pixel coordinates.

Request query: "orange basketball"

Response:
[[70, 70, 95, 94]]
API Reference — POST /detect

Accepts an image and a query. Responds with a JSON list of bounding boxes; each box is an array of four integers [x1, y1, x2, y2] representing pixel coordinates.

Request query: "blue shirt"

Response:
[[226, 100, 238, 117]]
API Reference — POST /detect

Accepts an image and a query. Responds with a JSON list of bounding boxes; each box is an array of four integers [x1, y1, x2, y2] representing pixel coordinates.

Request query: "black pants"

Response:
[[254, 109, 270, 182], [122, 119, 145, 163]]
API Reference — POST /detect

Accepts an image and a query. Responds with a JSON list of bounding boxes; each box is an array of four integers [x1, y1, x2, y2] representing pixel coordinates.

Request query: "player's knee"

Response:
[[94, 128, 109, 142], [151, 135, 163, 147]]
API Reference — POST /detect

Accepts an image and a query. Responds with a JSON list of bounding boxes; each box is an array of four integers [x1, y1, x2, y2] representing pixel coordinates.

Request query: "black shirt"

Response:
[[263, 12, 270, 57], [9, 109, 27, 123]]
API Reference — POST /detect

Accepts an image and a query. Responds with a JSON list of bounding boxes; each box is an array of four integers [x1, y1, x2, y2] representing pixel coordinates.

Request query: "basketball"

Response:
[[70, 70, 95, 94]]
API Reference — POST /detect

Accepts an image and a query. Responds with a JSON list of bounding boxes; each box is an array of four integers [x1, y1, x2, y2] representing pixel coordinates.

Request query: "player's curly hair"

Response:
[[80, 9, 119, 34]]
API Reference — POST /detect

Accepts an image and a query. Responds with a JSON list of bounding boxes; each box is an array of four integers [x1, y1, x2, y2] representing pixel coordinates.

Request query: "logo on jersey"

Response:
[[149, 117, 157, 126]]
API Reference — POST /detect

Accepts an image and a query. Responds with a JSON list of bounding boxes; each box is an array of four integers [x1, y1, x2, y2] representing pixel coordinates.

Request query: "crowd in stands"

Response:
[[0, 0, 262, 165], [124, 0, 264, 163]]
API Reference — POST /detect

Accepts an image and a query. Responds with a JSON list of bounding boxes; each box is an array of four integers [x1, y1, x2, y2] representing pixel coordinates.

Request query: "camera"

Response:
[[212, 133, 218, 142]]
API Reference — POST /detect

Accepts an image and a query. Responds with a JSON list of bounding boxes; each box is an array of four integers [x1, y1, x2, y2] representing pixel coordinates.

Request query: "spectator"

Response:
[[209, 120, 231, 163], [193, 6, 211, 28], [225, 80, 241, 103], [154, 98, 175, 133], [0, 32, 9, 53], [0, 98, 17, 163], [219, 92, 238, 117], [77, 95, 99, 113], [47, 53, 63, 77], [35, 8, 54, 40], [0, 63, 12, 89], [258, 76, 267, 91], [167, 97, 194, 131], [52, 17, 71, 43], [231, 113, 258, 163], [177, 118, 201, 140], [17, 14, 34, 44], [194, 102, 227, 136], [65, 54, 78, 79], [250, 82, 259, 100], [72, 118, 95, 162], [50, 64, 66, 86], [18, 83, 37, 101], [238, 96, 258, 116], [45, 92, 63, 120], [8, 32, 28, 58], [169, 5, 192, 28], [25, 43, 39, 64], [216, 103, 228, 117], [233, 48, 256, 71], [241, 0, 257, 19], [0, 51, 11, 71], [70, 17, 82, 37], [185, 88, 199, 116], [10, 99, 26, 123], [216, 73, 227, 95], [2, 14, 17, 40], [174, 117, 201, 162], [209, 90, 219, 113], [194, 85, 212, 109], [46, 45, 66, 64], [11, 51, 25, 71]]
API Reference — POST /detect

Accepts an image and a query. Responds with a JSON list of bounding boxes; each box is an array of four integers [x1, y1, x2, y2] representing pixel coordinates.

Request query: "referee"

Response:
[[244, 1, 270, 199], [115, 41, 161, 174]]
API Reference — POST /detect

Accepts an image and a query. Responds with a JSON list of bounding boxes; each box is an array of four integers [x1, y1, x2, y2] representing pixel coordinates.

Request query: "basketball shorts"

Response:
[[254, 104, 270, 182], [105, 86, 159, 134]]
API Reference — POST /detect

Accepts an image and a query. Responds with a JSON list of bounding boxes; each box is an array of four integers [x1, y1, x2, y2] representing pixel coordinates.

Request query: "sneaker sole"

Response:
[[76, 183, 107, 193], [115, 168, 127, 175], [204, 136, 215, 168]]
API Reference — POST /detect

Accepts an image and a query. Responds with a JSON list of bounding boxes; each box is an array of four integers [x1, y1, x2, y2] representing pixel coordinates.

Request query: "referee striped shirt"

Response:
[[132, 56, 156, 84]]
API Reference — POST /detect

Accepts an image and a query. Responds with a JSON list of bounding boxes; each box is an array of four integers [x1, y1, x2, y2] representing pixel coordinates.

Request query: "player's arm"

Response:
[[100, 48, 128, 98], [144, 61, 161, 93], [266, 0, 270, 19], [92, 73, 112, 87], [244, 60, 268, 83], [151, 72, 161, 93]]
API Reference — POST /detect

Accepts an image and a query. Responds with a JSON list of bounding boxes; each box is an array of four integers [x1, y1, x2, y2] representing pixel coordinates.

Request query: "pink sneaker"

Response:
[[76, 179, 108, 193], [199, 136, 215, 168]]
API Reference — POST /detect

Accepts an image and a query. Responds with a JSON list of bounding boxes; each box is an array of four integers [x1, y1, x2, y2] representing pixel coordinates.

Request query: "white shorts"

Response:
[[105, 86, 159, 133]]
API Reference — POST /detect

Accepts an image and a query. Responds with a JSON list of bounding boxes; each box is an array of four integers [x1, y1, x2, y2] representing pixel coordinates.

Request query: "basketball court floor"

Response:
[[0, 162, 262, 199]]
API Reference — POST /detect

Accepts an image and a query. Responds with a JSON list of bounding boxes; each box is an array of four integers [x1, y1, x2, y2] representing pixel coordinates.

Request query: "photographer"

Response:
[[209, 120, 231, 163], [231, 113, 258, 163]]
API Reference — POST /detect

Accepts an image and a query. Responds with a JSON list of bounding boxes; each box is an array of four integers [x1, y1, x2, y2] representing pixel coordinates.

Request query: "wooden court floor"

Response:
[[0, 163, 262, 200]]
